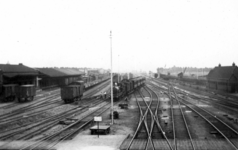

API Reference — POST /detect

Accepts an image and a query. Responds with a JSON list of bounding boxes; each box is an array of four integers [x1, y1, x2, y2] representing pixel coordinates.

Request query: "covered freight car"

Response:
[[61, 85, 83, 103], [70, 80, 85, 94], [0, 84, 18, 101], [17, 85, 36, 102], [121, 79, 131, 95], [61, 80, 84, 103]]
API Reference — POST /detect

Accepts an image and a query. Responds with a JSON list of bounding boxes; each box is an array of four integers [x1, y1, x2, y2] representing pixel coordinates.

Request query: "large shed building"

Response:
[[0, 63, 38, 86], [207, 63, 238, 93], [37, 68, 84, 89]]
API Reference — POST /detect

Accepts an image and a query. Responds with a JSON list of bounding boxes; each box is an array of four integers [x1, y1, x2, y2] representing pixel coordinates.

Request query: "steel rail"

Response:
[[177, 97, 238, 150], [25, 98, 125, 150], [138, 87, 156, 150], [170, 85, 196, 150], [152, 77, 238, 109], [145, 85, 174, 150], [153, 80, 238, 150], [126, 92, 152, 150], [177, 95, 238, 135], [19, 102, 110, 150], [147, 79, 238, 136], [168, 85, 176, 150]]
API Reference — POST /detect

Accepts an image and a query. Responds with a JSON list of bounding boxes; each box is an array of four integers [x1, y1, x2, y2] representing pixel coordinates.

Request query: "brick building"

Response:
[[207, 63, 238, 93]]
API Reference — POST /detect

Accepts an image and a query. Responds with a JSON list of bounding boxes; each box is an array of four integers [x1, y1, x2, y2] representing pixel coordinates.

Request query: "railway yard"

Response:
[[0, 75, 237, 150]]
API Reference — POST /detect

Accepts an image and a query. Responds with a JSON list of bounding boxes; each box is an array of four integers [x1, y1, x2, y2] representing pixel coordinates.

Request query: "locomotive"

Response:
[[113, 76, 146, 100]]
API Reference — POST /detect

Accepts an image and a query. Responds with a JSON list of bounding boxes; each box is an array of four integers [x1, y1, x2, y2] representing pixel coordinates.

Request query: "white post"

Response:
[[110, 31, 114, 124]]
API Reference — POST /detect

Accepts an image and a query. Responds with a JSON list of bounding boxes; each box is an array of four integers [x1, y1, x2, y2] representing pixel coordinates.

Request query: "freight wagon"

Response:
[[60, 80, 85, 103], [17, 85, 36, 102], [61, 85, 83, 103], [0, 84, 18, 101]]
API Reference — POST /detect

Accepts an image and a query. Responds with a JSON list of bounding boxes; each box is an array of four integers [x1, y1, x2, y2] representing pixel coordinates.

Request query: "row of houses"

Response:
[[0, 63, 109, 90]]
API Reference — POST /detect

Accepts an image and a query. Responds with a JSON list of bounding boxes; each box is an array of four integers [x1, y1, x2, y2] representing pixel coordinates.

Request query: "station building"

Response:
[[0, 63, 38, 86], [207, 63, 238, 93]]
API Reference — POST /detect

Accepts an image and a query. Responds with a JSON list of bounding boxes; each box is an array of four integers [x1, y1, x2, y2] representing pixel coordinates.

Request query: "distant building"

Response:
[[156, 68, 160, 78], [207, 63, 238, 93]]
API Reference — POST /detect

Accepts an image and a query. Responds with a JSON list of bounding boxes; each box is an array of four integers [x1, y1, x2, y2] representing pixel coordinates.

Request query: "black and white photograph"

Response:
[[0, 0, 238, 150]]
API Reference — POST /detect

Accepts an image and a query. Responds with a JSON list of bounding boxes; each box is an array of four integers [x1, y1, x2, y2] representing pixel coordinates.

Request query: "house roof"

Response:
[[37, 68, 84, 77], [0, 64, 38, 78], [207, 66, 238, 81]]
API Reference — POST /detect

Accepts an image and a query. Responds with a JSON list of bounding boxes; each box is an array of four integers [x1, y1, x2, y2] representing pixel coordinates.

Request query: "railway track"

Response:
[[147, 79, 238, 150], [152, 78, 238, 111], [168, 86, 195, 150], [124, 87, 173, 150], [149, 78, 238, 115], [0, 80, 110, 130], [12, 97, 125, 150], [177, 95, 238, 149], [0, 79, 113, 149]]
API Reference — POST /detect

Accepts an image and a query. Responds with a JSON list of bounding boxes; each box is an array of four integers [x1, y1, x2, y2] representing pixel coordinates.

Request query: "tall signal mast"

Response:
[[110, 31, 114, 124]]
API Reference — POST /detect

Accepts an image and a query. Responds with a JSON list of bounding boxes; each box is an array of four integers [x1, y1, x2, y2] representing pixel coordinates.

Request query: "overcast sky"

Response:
[[0, 0, 238, 72]]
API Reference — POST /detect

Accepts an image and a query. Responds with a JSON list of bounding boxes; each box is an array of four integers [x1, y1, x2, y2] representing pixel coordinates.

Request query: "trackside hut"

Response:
[[207, 63, 238, 93], [0, 63, 38, 86], [37, 68, 84, 89]]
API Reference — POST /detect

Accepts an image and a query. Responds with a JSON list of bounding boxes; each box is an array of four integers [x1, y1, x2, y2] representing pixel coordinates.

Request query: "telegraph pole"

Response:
[[110, 31, 114, 124]]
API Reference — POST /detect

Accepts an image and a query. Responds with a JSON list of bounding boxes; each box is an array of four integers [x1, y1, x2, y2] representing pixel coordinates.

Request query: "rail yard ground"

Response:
[[58, 79, 238, 150], [0, 78, 238, 150]]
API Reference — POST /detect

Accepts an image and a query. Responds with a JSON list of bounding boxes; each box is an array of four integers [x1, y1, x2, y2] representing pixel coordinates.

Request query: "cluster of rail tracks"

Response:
[[121, 78, 238, 150], [0, 79, 116, 149], [0, 76, 238, 150]]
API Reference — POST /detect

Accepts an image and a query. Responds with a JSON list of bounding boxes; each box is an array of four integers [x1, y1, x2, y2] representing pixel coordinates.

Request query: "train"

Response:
[[113, 76, 146, 100]]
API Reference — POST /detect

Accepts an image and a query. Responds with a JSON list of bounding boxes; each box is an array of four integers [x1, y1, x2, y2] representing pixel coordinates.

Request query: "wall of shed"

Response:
[[39, 76, 82, 89], [208, 81, 217, 90], [3, 76, 36, 85], [208, 80, 238, 93], [217, 82, 227, 91]]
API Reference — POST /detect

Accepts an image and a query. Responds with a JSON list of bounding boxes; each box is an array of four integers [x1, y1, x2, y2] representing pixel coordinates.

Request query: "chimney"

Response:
[[19, 63, 23, 65], [218, 63, 221, 67]]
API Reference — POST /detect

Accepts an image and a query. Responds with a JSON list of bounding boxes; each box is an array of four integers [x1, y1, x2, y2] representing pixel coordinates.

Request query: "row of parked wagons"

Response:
[[0, 76, 109, 103], [60, 78, 109, 103], [0, 84, 36, 102]]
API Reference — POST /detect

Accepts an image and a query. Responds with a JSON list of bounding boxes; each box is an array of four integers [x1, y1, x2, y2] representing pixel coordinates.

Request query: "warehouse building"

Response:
[[207, 63, 238, 93], [0, 63, 38, 86], [37, 67, 84, 89]]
